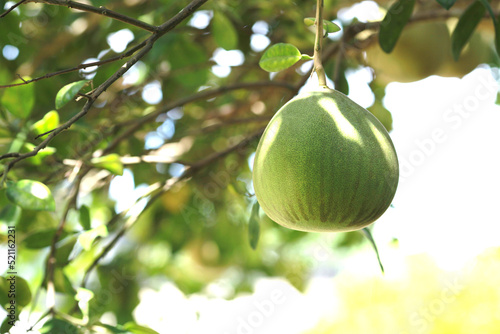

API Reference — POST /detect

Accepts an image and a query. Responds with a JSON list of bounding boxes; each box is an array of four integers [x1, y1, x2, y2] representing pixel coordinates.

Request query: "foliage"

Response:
[[0, 0, 498, 332]]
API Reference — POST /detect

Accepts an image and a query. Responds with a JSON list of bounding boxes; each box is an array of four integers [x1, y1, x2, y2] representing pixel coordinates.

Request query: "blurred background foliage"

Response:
[[0, 0, 499, 333]]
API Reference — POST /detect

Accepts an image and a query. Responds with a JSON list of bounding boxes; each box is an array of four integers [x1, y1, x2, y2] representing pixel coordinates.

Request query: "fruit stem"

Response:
[[313, 0, 328, 88]]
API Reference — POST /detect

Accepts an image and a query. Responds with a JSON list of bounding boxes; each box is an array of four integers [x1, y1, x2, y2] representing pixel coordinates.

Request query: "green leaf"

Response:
[[304, 17, 315, 26], [368, 101, 393, 132], [79, 225, 108, 251], [6, 179, 56, 211], [361, 228, 384, 274], [0, 77, 35, 118], [23, 143, 56, 166], [55, 235, 78, 265], [91, 154, 124, 176], [31, 110, 60, 136], [451, 1, 485, 61], [477, 0, 500, 57], [248, 201, 260, 250], [436, 0, 456, 10], [379, 0, 416, 53], [79, 205, 91, 230], [55, 80, 88, 109], [211, 12, 238, 50], [0, 204, 21, 225], [303, 18, 341, 33], [123, 322, 160, 334], [300, 54, 313, 61], [23, 228, 68, 249], [39, 318, 79, 334], [0, 276, 32, 309], [259, 43, 302, 72]]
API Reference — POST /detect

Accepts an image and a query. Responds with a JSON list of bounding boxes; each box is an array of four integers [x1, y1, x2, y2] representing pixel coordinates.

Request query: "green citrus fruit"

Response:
[[252, 87, 399, 232]]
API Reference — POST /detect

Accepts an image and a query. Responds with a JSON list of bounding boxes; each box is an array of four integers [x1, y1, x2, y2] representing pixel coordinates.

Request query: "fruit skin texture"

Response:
[[252, 87, 399, 232]]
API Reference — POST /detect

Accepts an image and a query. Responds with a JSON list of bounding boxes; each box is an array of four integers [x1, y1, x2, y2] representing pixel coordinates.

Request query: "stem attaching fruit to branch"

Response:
[[313, 0, 328, 88]]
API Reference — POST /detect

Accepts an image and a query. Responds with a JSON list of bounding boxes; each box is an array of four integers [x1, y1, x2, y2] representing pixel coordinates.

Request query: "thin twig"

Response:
[[28, 0, 157, 32], [313, 0, 327, 87], [0, 41, 147, 89], [0, 0, 27, 18]]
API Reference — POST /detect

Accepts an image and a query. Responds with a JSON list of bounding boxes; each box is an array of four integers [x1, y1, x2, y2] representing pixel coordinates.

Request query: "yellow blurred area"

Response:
[[160, 183, 191, 213], [305, 247, 500, 334]]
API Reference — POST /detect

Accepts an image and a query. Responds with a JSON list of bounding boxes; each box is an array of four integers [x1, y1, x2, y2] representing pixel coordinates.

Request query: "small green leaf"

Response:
[[436, 0, 456, 9], [55, 80, 88, 109], [79, 205, 91, 230], [23, 228, 68, 249], [91, 154, 124, 176], [379, 0, 416, 53], [0, 77, 35, 118], [300, 54, 313, 61], [323, 21, 341, 33], [303, 18, 341, 33], [368, 101, 393, 132], [0, 204, 21, 225], [451, 1, 485, 61], [79, 225, 108, 251], [31, 110, 60, 136], [304, 17, 315, 26], [248, 201, 260, 250], [6, 179, 56, 211], [259, 43, 302, 72], [39, 318, 78, 334], [123, 322, 160, 334], [23, 143, 56, 165], [211, 12, 238, 50], [361, 228, 384, 274]]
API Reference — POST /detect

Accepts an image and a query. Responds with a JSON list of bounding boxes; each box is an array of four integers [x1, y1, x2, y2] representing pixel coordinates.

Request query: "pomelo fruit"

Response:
[[252, 87, 399, 232]]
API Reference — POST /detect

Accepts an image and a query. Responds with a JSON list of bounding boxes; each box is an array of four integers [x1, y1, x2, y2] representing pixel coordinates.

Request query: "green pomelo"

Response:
[[252, 87, 399, 232]]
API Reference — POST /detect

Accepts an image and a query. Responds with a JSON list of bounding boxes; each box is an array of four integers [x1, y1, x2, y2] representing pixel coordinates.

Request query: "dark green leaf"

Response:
[[211, 12, 238, 50], [1, 316, 15, 334], [248, 201, 260, 250], [91, 154, 124, 176], [379, 0, 416, 53], [451, 1, 485, 61], [436, 0, 456, 10], [39, 318, 79, 334], [0, 204, 21, 225], [361, 228, 384, 274], [0, 77, 35, 118], [259, 43, 302, 72], [55, 235, 78, 266], [55, 80, 88, 109], [23, 228, 67, 249], [0, 276, 31, 309], [6, 179, 56, 211], [79, 205, 91, 230], [477, 0, 500, 57], [31, 110, 60, 136]]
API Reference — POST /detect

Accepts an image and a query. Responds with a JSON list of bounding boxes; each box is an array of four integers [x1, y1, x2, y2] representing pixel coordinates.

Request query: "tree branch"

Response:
[[0, 0, 28, 18], [0, 0, 210, 179]]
